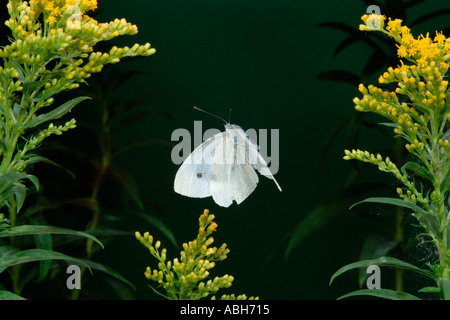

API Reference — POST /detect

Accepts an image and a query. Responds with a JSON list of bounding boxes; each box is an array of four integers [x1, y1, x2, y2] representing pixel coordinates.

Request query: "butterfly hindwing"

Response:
[[210, 127, 259, 207]]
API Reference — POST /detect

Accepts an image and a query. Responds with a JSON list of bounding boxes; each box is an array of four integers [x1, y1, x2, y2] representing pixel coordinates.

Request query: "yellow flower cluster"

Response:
[[136, 209, 234, 300], [2, 0, 156, 116], [0, 0, 155, 174], [27, 0, 98, 26], [343, 149, 428, 206], [354, 15, 450, 157]]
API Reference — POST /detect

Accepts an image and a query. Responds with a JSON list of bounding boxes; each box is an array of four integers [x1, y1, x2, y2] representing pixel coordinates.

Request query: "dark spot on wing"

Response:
[[197, 173, 203, 178]]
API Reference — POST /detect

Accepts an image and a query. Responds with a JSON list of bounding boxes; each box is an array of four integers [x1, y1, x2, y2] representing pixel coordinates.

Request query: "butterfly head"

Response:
[[225, 123, 242, 131]]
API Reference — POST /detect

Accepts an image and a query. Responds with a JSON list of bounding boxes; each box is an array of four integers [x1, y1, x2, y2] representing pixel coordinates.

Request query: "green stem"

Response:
[[70, 99, 110, 300], [394, 137, 404, 292]]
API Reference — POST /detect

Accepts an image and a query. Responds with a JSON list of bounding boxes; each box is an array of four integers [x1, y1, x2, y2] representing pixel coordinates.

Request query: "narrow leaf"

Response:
[[410, 9, 450, 27], [12, 184, 26, 213], [25, 156, 75, 179], [337, 288, 421, 300], [33, 232, 52, 282], [75, 258, 135, 290], [0, 225, 103, 249], [350, 197, 428, 215], [112, 169, 143, 210], [0, 290, 26, 300], [358, 235, 398, 287], [285, 183, 386, 258], [419, 286, 440, 293], [330, 256, 436, 286], [25, 96, 90, 128], [401, 162, 434, 183], [0, 248, 91, 274], [415, 213, 441, 238], [25, 174, 39, 191], [0, 246, 19, 273], [21, 80, 48, 93], [0, 172, 26, 195], [134, 212, 177, 247]]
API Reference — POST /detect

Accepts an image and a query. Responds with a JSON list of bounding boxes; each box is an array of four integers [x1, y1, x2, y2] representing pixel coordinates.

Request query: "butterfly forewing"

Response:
[[174, 131, 225, 198]]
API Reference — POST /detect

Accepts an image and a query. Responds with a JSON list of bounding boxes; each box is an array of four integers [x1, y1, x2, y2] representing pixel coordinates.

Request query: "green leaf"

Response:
[[358, 235, 398, 287], [0, 246, 19, 273], [401, 162, 434, 183], [440, 279, 450, 300], [21, 80, 48, 94], [0, 225, 103, 249], [86, 228, 132, 237], [350, 197, 428, 215], [419, 286, 440, 293], [111, 169, 143, 210], [330, 256, 436, 286], [25, 96, 90, 128], [12, 183, 26, 213], [410, 9, 450, 27], [25, 174, 39, 191], [75, 258, 135, 290], [285, 202, 343, 259], [378, 122, 399, 128], [415, 213, 441, 238], [24, 156, 75, 179], [33, 232, 52, 282], [0, 248, 91, 274], [134, 212, 177, 247], [285, 183, 386, 258], [0, 290, 26, 300], [0, 172, 26, 195], [337, 288, 421, 300]]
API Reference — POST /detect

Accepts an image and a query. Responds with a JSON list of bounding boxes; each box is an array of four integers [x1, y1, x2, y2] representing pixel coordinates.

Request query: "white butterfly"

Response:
[[174, 109, 281, 207]]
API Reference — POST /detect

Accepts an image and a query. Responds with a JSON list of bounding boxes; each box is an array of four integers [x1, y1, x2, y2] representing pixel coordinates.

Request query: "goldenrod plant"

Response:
[[136, 209, 259, 300], [286, 2, 450, 294], [330, 14, 450, 300], [0, 0, 155, 299]]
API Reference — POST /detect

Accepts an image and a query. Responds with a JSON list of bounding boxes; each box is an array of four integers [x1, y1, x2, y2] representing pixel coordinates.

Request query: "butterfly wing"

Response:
[[236, 128, 282, 191], [210, 128, 259, 207], [174, 131, 225, 198]]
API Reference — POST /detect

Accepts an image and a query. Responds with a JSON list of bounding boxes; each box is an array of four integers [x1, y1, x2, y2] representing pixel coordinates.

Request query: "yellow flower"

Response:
[[386, 18, 403, 34], [396, 44, 408, 58], [44, 1, 55, 12], [51, 6, 62, 16], [434, 31, 446, 46], [46, 15, 57, 25]]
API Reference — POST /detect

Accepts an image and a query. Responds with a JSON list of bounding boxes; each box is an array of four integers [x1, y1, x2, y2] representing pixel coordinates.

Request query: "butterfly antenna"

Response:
[[228, 108, 232, 123], [193, 106, 228, 124]]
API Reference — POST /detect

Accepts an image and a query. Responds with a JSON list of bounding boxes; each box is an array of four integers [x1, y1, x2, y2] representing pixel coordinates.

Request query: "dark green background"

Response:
[[8, 0, 450, 299]]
